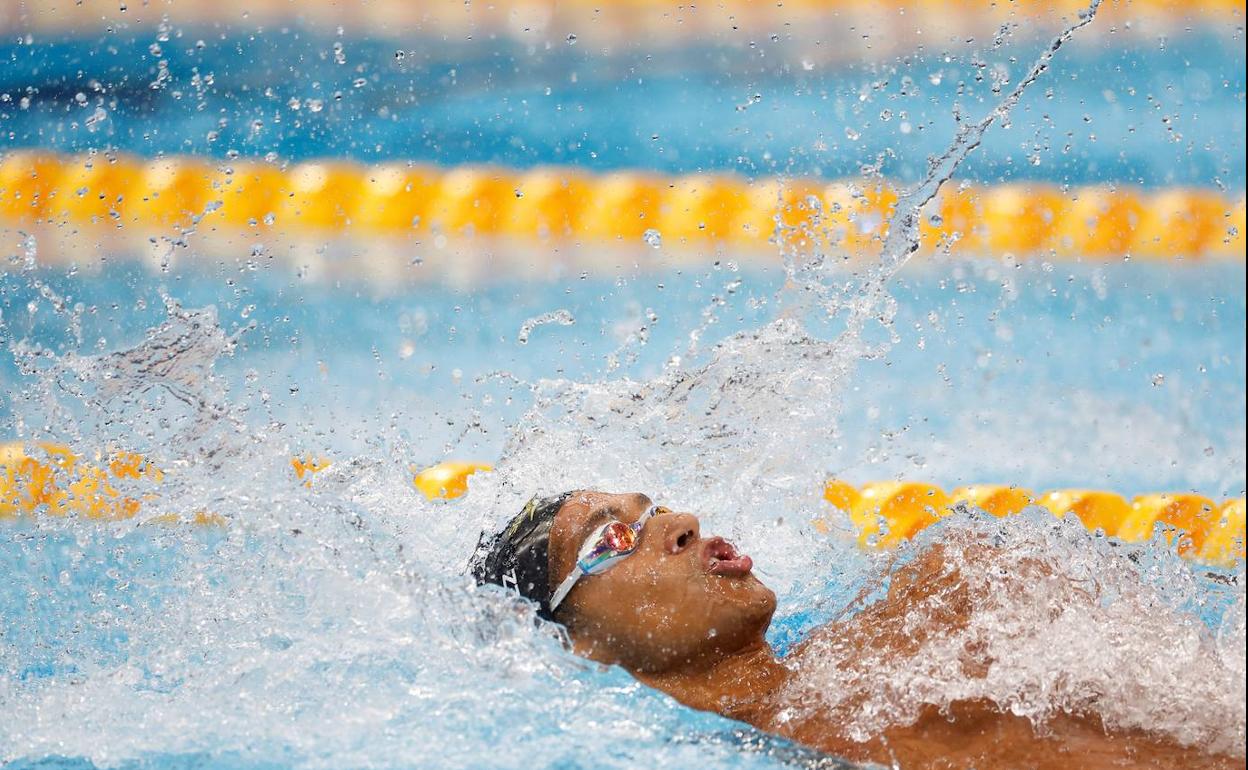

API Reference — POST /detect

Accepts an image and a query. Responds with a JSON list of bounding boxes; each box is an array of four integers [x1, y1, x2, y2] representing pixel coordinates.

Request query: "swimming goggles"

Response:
[[549, 505, 665, 611]]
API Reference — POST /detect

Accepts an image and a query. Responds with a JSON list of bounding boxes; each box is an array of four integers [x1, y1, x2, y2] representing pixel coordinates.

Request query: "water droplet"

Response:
[[517, 309, 576, 344], [566, 33, 578, 45], [642, 229, 662, 249]]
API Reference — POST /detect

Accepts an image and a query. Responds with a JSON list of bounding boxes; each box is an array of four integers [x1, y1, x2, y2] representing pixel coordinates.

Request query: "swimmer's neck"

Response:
[[630, 639, 789, 721]]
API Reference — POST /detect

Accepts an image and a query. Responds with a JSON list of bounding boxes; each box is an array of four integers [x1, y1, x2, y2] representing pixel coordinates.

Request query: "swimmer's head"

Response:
[[472, 490, 776, 673]]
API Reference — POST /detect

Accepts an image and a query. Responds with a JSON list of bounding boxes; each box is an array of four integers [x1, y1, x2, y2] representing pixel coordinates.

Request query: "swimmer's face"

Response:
[[549, 491, 776, 673]]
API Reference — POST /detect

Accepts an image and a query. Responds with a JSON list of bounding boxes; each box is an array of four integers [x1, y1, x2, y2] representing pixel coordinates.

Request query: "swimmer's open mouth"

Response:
[[703, 536, 753, 577]]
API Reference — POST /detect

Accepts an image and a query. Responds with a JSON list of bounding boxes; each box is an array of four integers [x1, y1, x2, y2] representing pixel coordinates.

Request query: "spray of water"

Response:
[[2, 1, 1244, 766], [485, 0, 1109, 537]]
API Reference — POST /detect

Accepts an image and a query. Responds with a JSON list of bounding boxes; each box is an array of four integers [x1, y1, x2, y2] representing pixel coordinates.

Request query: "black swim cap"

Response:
[[469, 491, 575, 621]]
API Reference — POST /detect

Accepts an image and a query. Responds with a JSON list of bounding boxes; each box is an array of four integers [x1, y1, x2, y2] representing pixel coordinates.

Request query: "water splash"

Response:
[[2, 0, 1243, 766], [781, 510, 1246, 754], [516, 309, 576, 345], [488, 0, 1110, 543]]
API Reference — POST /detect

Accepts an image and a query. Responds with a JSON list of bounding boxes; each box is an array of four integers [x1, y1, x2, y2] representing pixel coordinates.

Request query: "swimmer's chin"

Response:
[[706, 570, 778, 623]]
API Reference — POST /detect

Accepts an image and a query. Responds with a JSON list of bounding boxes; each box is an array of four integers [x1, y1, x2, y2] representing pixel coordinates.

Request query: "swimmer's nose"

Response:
[[660, 512, 700, 555]]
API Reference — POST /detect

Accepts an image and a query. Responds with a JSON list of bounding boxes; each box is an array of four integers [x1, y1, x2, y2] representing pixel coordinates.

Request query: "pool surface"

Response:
[[2, 4, 1245, 769]]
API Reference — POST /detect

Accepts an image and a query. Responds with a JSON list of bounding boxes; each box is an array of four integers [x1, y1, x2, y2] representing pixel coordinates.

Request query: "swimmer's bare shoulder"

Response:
[[770, 541, 1239, 770]]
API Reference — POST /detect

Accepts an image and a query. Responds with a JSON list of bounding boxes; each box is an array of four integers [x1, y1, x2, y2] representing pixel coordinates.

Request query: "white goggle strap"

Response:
[[549, 566, 583, 612]]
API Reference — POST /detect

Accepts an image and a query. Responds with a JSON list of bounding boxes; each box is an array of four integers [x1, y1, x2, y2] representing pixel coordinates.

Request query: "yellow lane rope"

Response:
[[3, 442, 1243, 566], [4, 0, 1242, 51], [2, 151, 1244, 260], [824, 479, 1245, 567]]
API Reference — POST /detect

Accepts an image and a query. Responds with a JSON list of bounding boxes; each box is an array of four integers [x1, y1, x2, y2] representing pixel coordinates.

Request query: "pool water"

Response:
[[2, 32, 1243, 186], [2, 7, 1246, 770], [2, 260, 1244, 496], [1, 256, 1243, 769]]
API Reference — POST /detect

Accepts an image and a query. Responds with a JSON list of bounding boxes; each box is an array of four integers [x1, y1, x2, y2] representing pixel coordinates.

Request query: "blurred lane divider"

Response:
[[3, 442, 1243, 566], [292, 455, 495, 499], [823, 480, 1245, 567], [0, 442, 496, 523], [1, 441, 163, 522], [4, 0, 1242, 59], [2, 151, 1244, 260]]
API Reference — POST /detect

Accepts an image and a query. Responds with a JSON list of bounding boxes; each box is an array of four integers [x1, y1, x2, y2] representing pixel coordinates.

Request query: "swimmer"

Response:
[[471, 491, 1241, 770]]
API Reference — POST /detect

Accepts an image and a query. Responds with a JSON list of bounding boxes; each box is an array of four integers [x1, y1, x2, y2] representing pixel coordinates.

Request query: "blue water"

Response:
[[1, 32, 1243, 186], [2, 17, 1246, 770], [3, 259, 1243, 496]]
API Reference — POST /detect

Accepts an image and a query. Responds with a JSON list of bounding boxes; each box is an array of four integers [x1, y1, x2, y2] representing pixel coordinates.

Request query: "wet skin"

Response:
[[547, 491, 1242, 770]]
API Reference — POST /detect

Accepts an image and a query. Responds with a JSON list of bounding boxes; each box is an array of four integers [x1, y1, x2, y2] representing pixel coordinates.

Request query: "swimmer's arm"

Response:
[[790, 539, 1034, 659]]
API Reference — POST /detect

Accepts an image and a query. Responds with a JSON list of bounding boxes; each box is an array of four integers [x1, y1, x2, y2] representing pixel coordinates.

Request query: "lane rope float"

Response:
[[3, 151, 1244, 260], [824, 479, 1245, 567], [3, 442, 1243, 566]]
